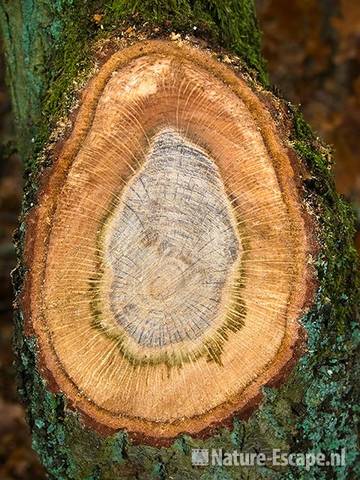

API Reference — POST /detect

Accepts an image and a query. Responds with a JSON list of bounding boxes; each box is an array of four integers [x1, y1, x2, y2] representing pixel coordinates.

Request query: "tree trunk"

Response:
[[0, 1, 358, 479]]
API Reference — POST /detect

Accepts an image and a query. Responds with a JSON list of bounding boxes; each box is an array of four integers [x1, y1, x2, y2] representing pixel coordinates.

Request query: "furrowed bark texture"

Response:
[[0, 1, 359, 479]]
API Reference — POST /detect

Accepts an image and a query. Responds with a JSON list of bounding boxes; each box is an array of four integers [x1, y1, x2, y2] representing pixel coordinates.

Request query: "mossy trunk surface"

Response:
[[0, 1, 359, 479]]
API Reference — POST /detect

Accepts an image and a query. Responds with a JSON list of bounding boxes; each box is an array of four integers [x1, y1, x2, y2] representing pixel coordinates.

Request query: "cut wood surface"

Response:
[[23, 40, 315, 443], [0, 1, 358, 479]]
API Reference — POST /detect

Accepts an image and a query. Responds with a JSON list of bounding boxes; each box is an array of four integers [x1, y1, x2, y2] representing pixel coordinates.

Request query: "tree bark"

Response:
[[0, 1, 359, 479]]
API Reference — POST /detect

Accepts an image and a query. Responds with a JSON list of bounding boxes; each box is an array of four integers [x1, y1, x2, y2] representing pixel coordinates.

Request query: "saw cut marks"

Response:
[[102, 128, 241, 357], [23, 40, 313, 443]]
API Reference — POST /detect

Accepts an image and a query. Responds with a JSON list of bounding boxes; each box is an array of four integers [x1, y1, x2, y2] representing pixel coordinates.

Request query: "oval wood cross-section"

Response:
[[23, 40, 314, 444]]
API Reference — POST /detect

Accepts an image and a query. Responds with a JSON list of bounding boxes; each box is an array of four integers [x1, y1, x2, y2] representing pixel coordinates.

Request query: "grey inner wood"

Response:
[[106, 128, 240, 348]]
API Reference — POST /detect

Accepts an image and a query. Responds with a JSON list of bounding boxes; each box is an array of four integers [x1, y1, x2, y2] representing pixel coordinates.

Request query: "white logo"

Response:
[[190, 448, 346, 470], [191, 449, 209, 466]]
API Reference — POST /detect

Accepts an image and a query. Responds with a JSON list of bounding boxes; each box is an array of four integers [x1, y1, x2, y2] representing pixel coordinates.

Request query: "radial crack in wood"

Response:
[[23, 40, 315, 444]]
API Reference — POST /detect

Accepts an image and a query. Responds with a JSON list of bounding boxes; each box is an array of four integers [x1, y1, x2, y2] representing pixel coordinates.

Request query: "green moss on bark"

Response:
[[1, 1, 359, 479], [0, 0, 266, 166], [105, 0, 266, 80]]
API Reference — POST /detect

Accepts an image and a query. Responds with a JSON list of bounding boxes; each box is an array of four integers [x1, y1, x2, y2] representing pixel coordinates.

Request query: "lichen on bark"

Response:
[[0, 1, 359, 479]]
